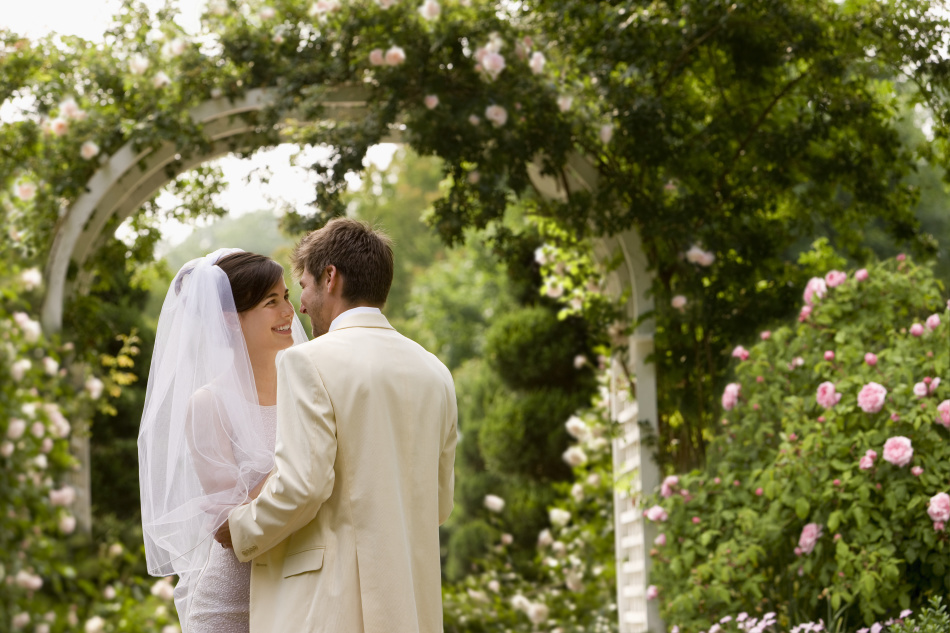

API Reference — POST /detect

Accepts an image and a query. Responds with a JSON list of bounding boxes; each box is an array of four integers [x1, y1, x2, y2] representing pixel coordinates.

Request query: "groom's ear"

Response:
[[325, 265, 342, 295]]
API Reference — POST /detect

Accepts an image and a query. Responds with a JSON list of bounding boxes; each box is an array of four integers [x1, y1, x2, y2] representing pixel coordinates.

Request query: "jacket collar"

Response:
[[329, 311, 395, 332]]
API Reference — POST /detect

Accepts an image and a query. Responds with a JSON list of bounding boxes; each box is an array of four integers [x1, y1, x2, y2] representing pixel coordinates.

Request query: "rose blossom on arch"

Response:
[[50, 118, 69, 136], [803, 277, 827, 305], [128, 54, 149, 75], [418, 0, 440, 20], [557, 95, 573, 112], [562, 446, 587, 467], [928, 492, 950, 523], [646, 585, 659, 600], [816, 382, 842, 409], [671, 295, 687, 311], [660, 475, 678, 498], [926, 314, 941, 331], [798, 523, 822, 554], [481, 51, 506, 80], [80, 141, 100, 160], [15, 181, 37, 201], [549, 508, 571, 526], [384, 46, 407, 66], [857, 382, 887, 413], [798, 305, 812, 322], [529, 51, 546, 74], [731, 346, 749, 361], [721, 383, 741, 411], [485, 104, 508, 127], [484, 494, 505, 513], [599, 123, 614, 144], [645, 505, 668, 522], [368, 48, 385, 66], [882, 436, 913, 467], [825, 270, 847, 287], [854, 268, 869, 281]]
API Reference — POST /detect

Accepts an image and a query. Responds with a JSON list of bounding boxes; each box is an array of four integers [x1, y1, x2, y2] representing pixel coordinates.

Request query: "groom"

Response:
[[218, 218, 458, 632]]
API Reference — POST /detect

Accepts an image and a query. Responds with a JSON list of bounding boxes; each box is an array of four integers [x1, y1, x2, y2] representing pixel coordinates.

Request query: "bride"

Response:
[[138, 249, 308, 632]]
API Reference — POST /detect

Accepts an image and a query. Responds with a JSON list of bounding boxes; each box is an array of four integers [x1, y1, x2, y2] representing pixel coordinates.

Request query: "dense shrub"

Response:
[[646, 256, 949, 631]]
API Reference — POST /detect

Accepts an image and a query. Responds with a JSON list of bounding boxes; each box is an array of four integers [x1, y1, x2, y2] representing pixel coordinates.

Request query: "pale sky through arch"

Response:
[[1, 0, 398, 248]]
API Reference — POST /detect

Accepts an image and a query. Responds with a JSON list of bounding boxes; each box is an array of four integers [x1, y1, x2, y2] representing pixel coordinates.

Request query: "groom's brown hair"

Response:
[[292, 218, 394, 306]]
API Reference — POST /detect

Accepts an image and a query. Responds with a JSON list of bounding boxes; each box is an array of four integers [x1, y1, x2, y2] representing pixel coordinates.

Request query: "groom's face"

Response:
[[299, 267, 330, 337]]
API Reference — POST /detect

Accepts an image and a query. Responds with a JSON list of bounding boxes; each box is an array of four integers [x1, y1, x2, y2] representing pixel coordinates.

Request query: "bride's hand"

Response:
[[214, 522, 233, 549]]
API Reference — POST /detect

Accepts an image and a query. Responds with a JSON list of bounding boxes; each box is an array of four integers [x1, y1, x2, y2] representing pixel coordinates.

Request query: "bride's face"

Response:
[[238, 279, 296, 355]]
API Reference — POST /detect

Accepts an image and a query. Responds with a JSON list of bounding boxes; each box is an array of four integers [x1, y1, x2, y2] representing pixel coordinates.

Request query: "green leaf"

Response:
[[795, 498, 811, 520]]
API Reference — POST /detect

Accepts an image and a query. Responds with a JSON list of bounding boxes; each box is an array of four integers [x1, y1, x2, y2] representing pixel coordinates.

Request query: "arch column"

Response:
[[527, 158, 662, 633]]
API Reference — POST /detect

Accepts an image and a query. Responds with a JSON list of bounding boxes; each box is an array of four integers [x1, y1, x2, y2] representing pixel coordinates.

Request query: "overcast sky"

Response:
[[2, 0, 396, 247]]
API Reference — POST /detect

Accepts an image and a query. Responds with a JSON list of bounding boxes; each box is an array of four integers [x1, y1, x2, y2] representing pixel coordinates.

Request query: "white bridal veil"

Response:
[[138, 248, 308, 625]]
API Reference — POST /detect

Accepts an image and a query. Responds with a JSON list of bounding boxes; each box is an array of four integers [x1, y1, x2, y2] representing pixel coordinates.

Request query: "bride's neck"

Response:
[[249, 350, 279, 406]]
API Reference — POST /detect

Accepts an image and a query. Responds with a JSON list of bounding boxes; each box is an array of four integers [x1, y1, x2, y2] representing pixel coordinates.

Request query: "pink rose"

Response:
[[671, 295, 687, 311], [928, 492, 950, 523], [825, 270, 847, 288], [691, 516, 700, 524], [755, 487, 763, 496], [938, 400, 950, 428], [760, 330, 771, 340], [481, 51, 506, 80], [857, 382, 887, 413], [897, 253, 906, 261], [654, 533, 666, 546], [824, 350, 835, 361], [911, 466, 923, 477], [368, 48, 385, 66], [721, 383, 741, 411], [926, 314, 941, 331], [914, 382, 929, 398], [882, 436, 913, 467], [803, 277, 827, 305], [731, 346, 749, 361], [798, 523, 822, 554], [930, 377, 941, 395], [854, 268, 869, 281], [424, 95, 439, 110], [910, 323, 924, 337], [936, 522, 946, 532], [859, 455, 875, 470], [864, 352, 878, 366], [646, 585, 658, 600], [645, 505, 668, 522], [660, 475, 679, 498], [816, 382, 842, 409], [799, 305, 812, 322]]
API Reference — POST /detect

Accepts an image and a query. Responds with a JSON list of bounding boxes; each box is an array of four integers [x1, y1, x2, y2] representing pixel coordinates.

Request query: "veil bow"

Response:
[[137, 248, 308, 626]]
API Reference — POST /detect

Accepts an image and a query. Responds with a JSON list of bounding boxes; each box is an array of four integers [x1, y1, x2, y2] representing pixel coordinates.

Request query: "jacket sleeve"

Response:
[[438, 376, 458, 526], [229, 346, 337, 562]]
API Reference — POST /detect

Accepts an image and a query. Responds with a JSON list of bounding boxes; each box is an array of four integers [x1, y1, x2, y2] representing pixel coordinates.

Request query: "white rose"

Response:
[[369, 48, 385, 66], [84, 616, 105, 633], [15, 181, 37, 201], [164, 38, 187, 57], [485, 104, 508, 127], [384, 46, 406, 66], [7, 418, 27, 440], [11, 359, 32, 381], [599, 123, 614, 144], [418, 0, 440, 20], [34, 454, 48, 470], [50, 118, 69, 136], [549, 508, 571, 527], [481, 52, 506, 80], [42, 357, 59, 376], [31, 421, 46, 438], [565, 415, 588, 439], [151, 578, 175, 601], [527, 602, 549, 625], [58, 514, 76, 534], [0, 441, 14, 458], [483, 494, 505, 513], [562, 446, 588, 467], [129, 54, 149, 75], [424, 95, 439, 109], [487, 579, 500, 592], [557, 95, 573, 112], [510, 594, 531, 612], [85, 377, 104, 399], [537, 528, 553, 548], [671, 295, 687, 310], [571, 482, 584, 502], [529, 51, 546, 74], [20, 268, 42, 290], [468, 114, 481, 126], [20, 318, 42, 343], [152, 72, 171, 89], [60, 98, 81, 119], [259, 6, 276, 19]]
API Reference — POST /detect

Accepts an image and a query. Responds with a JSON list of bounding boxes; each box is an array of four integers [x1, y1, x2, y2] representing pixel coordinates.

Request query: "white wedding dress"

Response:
[[185, 404, 278, 633]]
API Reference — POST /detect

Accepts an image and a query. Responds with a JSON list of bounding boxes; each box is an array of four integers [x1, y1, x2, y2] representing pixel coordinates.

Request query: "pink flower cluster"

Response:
[[722, 383, 741, 411], [803, 277, 827, 306], [645, 505, 668, 522], [731, 345, 749, 361], [914, 377, 941, 398], [857, 382, 887, 413], [815, 382, 842, 409], [660, 475, 679, 498], [859, 449, 877, 470], [797, 523, 822, 555], [824, 270, 847, 288], [882, 436, 913, 467], [929, 493, 950, 532], [938, 400, 950, 428]]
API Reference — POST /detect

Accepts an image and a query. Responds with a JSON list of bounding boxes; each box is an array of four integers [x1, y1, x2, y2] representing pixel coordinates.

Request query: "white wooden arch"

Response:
[[42, 87, 661, 633]]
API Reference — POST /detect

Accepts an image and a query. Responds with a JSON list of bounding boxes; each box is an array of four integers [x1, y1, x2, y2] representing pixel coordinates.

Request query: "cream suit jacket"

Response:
[[228, 312, 458, 633]]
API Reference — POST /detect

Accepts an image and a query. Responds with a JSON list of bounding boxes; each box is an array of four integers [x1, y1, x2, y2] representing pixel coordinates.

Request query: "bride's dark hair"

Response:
[[215, 251, 285, 313]]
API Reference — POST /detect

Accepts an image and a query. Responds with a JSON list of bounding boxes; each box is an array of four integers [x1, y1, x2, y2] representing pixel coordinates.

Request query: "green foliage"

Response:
[[888, 597, 950, 633], [442, 378, 618, 632], [647, 256, 949, 632], [484, 306, 592, 391]]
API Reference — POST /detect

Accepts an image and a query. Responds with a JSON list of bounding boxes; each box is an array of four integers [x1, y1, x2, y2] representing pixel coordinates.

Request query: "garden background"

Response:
[[1, 0, 949, 631]]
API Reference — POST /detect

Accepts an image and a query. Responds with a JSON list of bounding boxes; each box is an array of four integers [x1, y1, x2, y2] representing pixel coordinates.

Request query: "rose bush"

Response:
[[645, 255, 949, 631], [0, 263, 178, 632]]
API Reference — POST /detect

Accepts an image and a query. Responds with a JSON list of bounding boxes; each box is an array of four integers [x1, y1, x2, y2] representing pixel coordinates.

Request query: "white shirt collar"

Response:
[[328, 306, 382, 332]]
